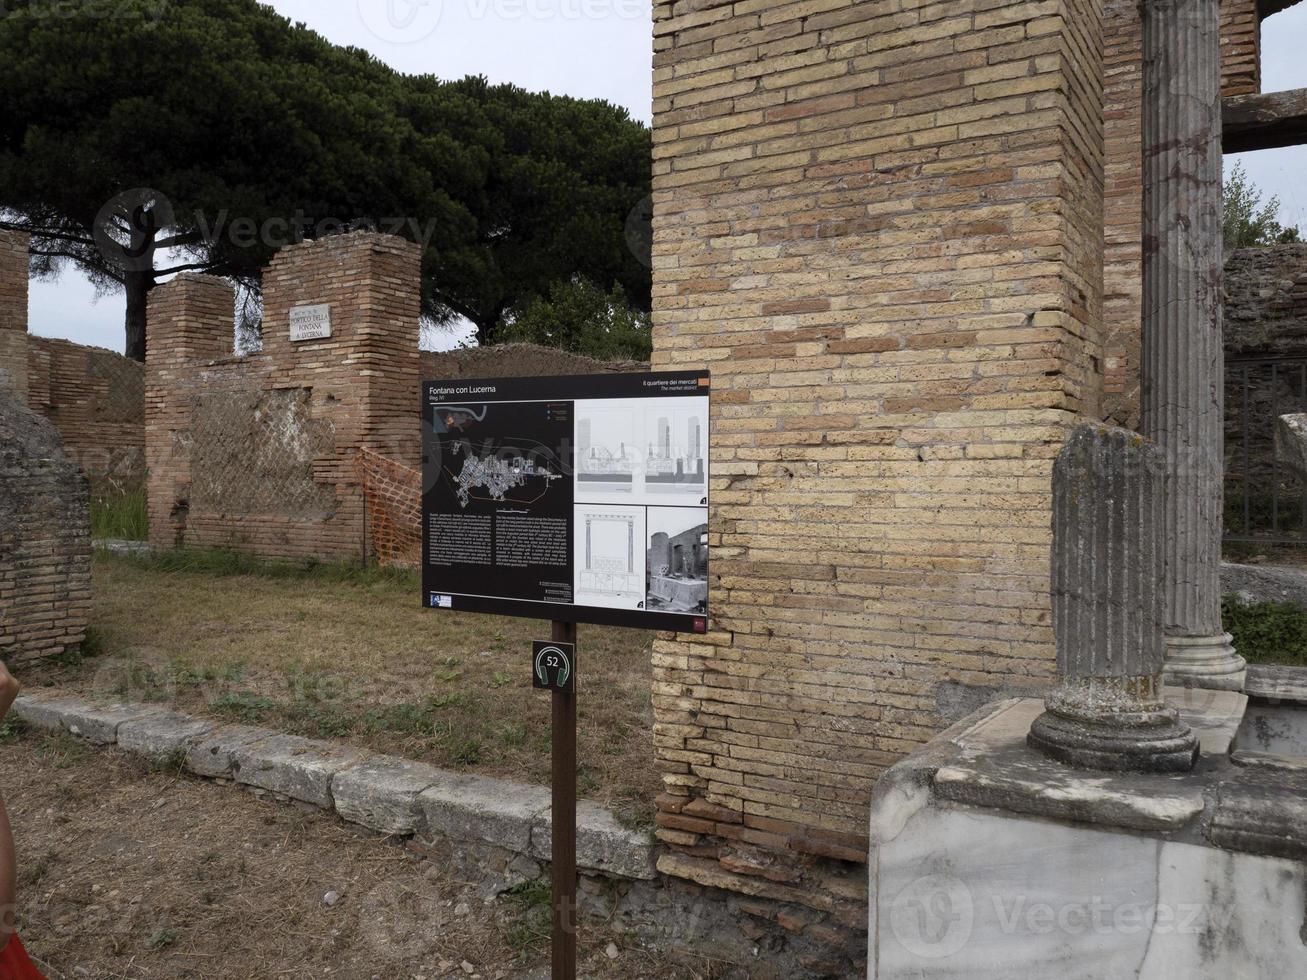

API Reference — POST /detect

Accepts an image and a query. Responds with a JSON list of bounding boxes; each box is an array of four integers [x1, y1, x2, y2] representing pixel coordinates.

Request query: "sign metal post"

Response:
[[548, 620, 578, 980]]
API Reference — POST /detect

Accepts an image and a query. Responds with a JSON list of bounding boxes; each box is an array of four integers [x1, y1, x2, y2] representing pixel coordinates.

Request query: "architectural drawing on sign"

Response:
[[575, 405, 637, 492], [447, 442, 562, 507], [646, 404, 707, 496], [573, 506, 646, 609], [646, 507, 708, 613]]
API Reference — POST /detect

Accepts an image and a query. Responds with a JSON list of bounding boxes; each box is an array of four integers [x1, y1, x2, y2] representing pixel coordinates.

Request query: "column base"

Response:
[[1163, 633, 1246, 692], [1028, 693, 1199, 774]]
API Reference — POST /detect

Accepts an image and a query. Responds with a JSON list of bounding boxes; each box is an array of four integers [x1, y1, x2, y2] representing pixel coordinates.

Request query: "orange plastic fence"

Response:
[[355, 447, 422, 568]]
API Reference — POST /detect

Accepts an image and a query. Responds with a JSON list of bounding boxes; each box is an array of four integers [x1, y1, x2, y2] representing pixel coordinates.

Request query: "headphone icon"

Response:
[[534, 645, 571, 689]]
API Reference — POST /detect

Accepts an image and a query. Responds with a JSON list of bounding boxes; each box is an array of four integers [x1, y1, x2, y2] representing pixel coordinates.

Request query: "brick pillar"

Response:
[[259, 232, 421, 560], [650, 0, 1106, 945], [145, 274, 235, 549], [0, 230, 30, 405]]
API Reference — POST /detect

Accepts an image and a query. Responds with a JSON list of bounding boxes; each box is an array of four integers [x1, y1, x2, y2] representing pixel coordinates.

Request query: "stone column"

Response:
[[1029, 425, 1199, 772], [1140, 0, 1246, 690]]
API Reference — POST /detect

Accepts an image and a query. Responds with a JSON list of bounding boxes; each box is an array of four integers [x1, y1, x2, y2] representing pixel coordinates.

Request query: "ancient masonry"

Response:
[[0, 228, 146, 491], [27, 337, 146, 491], [0, 230, 29, 403], [0, 229, 92, 664], [0, 390, 92, 665], [1224, 243, 1307, 356], [650, 0, 1105, 953], [146, 232, 421, 560]]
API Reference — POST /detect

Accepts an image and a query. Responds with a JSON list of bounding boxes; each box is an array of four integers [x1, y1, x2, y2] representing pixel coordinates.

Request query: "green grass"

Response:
[[40, 551, 660, 815], [91, 488, 149, 541], [211, 691, 279, 723], [0, 716, 27, 742], [104, 545, 418, 588], [503, 878, 553, 952], [1223, 595, 1307, 666], [148, 927, 180, 952]]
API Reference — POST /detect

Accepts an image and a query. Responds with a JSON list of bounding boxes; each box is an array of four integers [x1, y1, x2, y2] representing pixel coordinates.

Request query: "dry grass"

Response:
[[22, 552, 660, 827], [1, 727, 736, 979]]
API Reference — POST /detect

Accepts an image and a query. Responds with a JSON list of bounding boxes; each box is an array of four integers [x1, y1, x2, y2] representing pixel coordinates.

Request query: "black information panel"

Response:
[[422, 371, 710, 633]]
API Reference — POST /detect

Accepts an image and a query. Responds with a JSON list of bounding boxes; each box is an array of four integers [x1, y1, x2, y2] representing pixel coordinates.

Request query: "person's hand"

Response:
[[0, 662, 19, 723]]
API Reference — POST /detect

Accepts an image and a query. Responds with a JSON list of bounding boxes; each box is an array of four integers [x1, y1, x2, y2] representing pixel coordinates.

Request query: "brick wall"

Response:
[[27, 337, 145, 491], [1101, 0, 1262, 426], [0, 390, 91, 665], [0, 230, 29, 404], [650, 0, 1106, 958], [146, 233, 421, 561], [1221, 0, 1261, 97]]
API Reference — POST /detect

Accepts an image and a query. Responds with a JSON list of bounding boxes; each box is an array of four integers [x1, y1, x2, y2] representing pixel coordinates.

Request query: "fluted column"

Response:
[[1140, 0, 1245, 690], [1029, 425, 1199, 772]]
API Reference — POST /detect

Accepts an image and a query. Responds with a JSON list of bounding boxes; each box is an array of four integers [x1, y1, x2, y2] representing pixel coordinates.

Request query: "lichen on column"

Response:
[[1140, 0, 1246, 690], [1029, 424, 1199, 772]]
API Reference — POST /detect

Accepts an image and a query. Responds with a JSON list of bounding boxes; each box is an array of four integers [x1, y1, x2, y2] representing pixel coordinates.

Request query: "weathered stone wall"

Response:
[[1102, 0, 1265, 426], [0, 390, 91, 664], [27, 337, 146, 491], [420, 344, 648, 380], [0, 230, 29, 404], [650, 0, 1106, 957], [146, 233, 421, 561], [1221, 244, 1307, 537], [1225, 243, 1307, 356]]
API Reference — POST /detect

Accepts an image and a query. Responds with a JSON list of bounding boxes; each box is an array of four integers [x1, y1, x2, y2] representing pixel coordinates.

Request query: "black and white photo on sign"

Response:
[[572, 505, 647, 610], [645, 506, 709, 615], [573, 396, 709, 506]]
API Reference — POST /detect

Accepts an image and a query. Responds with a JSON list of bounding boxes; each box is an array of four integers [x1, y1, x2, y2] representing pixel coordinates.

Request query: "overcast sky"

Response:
[[27, 0, 1307, 354]]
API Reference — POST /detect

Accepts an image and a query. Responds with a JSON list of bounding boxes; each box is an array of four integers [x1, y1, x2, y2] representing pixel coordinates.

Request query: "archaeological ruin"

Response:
[[0, 0, 1302, 972], [650, 0, 1306, 970], [144, 232, 422, 559], [0, 231, 91, 665]]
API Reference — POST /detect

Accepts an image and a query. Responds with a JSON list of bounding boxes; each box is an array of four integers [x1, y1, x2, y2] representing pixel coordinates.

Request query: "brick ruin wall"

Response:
[[0, 231, 28, 404], [0, 392, 91, 666], [650, 0, 1105, 962], [1102, 0, 1263, 427], [27, 337, 145, 492], [0, 229, 147, 493], [146, 233, 422, 561], [0, 230, 91, 666]]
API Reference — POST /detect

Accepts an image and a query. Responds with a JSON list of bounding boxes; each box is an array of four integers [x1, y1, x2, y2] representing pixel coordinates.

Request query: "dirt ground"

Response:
[[2, 726, 734, 980], [22, 554, 660, 827]]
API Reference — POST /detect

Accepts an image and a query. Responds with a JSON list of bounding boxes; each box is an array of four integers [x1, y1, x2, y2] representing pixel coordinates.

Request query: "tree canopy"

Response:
[[1224, 162, 1303, 250], [0, 0, 651, 359], [500, 278, 653, 362]]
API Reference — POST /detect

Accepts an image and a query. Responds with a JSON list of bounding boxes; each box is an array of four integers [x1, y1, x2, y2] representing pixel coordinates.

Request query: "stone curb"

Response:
[[12, 692, 656, 881]]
